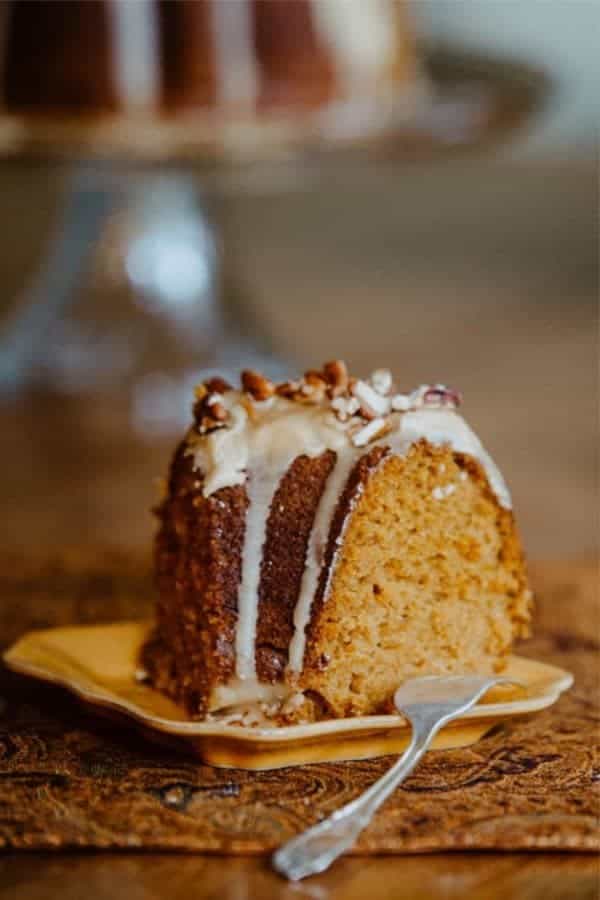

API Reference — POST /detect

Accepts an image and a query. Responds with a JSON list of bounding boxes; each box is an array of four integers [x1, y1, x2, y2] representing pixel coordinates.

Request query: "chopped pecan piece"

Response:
[[323, 360, 348, 396], [241, 369, 275, 401]]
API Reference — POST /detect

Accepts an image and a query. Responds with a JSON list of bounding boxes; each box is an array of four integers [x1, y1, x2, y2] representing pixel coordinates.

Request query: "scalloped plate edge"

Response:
[[3, 621, 573, 746]]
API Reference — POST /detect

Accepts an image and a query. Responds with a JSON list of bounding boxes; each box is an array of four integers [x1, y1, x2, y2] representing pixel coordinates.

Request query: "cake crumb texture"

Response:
[[301, 442, 530, 717]]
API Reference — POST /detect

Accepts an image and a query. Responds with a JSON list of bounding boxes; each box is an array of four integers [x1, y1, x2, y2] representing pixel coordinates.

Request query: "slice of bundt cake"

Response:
[[142, 362, 531, 724]]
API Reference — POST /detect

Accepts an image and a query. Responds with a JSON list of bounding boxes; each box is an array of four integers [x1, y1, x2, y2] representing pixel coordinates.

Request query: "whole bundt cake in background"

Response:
[[1, 0, 417, 119], [141, 362, 532, 724]]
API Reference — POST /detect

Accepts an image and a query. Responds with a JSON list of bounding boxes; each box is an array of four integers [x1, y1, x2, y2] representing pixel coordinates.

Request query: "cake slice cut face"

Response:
[[143, 364, 531, 723]]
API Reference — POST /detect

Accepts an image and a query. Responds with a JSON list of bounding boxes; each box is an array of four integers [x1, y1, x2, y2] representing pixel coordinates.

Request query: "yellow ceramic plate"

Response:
[[4, 622, 573, 770]]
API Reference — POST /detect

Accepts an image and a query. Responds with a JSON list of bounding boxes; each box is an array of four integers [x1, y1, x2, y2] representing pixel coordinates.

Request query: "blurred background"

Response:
[[0, 0, 597, 561]]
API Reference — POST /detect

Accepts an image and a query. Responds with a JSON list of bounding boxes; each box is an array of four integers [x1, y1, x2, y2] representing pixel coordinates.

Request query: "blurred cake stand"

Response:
[[0, 44, 548, 438]]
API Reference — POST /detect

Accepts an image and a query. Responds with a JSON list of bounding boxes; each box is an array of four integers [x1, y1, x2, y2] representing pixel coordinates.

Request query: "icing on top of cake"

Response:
[[185, 362, 512, 708]]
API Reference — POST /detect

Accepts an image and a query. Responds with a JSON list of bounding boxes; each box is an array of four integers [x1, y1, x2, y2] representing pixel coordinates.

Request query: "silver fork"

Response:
[[272, 675, 513, 881]]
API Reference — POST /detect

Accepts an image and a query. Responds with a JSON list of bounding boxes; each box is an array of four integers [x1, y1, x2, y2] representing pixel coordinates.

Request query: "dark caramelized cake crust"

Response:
[[145, 443, 246, 716]]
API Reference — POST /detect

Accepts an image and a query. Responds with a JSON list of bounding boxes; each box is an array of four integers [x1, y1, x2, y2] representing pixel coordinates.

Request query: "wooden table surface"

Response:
[[1, 852, 598, 900], [0, 158, 597, 898]]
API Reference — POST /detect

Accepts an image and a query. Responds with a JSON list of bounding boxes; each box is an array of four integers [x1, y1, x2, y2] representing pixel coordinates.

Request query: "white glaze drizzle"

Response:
[[189, 397, 348, 687], [235, 460, 290, 681], [109, 0, 159, 112], [187, 389, 511, 707], [288, 448, 358, 672], [211, 0, 259, 111]]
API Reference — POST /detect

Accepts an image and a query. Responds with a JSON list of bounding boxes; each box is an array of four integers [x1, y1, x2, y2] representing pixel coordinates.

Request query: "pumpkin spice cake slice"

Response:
[[141, 362, 531, 725]]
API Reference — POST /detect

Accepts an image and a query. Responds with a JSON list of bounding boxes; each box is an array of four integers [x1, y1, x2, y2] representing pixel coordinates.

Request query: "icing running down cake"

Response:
[[142, 362, 532, 724]]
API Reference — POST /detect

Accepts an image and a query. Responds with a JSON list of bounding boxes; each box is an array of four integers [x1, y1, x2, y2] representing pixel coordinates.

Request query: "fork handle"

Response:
[[272, 717, 438, 882]]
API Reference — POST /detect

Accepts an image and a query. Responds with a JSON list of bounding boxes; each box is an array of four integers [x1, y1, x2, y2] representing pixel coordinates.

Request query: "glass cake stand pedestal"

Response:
[[0, 158, 294, 437]]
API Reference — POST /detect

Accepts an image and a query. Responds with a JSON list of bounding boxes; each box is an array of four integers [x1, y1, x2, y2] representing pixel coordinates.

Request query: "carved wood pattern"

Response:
[[0, 553, 597, 852]]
